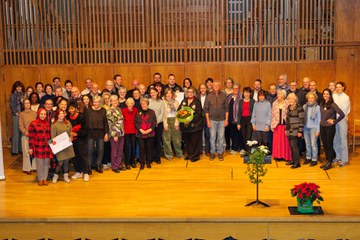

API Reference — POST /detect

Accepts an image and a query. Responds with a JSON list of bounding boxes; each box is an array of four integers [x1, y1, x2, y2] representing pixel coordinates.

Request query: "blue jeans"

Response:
[[12, 115, 22, 154], [334, 119, 348, 162], [201, 119, 211, 153], [210, 120, 225, 154], [303, 127, 318, 161], [87, 138, 105, 168]]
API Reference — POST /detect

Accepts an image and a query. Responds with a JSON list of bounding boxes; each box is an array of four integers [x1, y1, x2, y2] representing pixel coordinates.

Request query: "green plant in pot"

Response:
[[291, 182, 324, 213]]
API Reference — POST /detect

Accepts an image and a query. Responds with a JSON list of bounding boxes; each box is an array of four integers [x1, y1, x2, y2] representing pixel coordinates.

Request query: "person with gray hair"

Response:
[[277, 74, 290, 91], [270, 89, 292, 162], [204, 80, 229, 160], [285, 93, 305, 169]]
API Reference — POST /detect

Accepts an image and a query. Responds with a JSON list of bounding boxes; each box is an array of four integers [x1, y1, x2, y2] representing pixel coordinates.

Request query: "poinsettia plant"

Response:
[[291, 182, 324, 205]]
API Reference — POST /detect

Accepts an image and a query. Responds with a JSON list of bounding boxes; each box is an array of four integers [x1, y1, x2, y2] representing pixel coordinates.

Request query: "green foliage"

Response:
[[244, 145, 269, 184]]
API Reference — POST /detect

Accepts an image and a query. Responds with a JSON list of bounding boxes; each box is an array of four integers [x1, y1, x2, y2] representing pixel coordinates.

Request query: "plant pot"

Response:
[[297, 198, 314, 214]]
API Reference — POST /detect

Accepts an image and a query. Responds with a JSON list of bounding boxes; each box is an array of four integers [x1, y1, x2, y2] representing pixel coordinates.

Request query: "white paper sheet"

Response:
[[49, 132, 72, 155], [175, 92, 185, 104]]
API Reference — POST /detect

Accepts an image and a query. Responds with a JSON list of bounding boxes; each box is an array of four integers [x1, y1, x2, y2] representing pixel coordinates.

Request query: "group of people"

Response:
[[9, 72, 350, 186]]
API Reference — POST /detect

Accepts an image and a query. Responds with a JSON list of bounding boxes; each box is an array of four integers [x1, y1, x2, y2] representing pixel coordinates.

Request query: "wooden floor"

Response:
[[1, 147, 360, 239]]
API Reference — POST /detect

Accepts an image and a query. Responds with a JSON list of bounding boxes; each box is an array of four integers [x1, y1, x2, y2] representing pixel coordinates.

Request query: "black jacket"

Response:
[[178, 97, 203, 133]]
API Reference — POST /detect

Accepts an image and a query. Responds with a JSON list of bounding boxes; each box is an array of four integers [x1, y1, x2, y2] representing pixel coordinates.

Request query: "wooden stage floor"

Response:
[[1, 147, 360, 239]]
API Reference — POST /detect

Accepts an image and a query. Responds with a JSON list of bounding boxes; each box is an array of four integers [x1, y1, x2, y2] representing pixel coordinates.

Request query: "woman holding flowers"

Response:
[[162, 88, 183, 160], [178, 86, 203, 162]]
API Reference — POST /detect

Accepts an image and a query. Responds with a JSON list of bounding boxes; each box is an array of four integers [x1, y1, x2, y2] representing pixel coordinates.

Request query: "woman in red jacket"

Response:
[[28, 108, 53, 186], [122, 98, 138, 169]]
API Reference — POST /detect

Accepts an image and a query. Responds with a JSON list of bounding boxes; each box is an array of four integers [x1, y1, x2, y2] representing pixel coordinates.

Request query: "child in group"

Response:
[[51, 110, 75, 183]]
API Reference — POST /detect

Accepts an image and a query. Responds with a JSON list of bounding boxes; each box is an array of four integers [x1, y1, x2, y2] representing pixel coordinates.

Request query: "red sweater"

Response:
[[28, 119, 53, 159], [122, 107, 138, 134]]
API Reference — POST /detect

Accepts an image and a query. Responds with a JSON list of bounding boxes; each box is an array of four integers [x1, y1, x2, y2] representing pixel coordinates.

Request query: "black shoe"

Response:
[[322, 162, 332, 170], [146, 163, 151, 169], [140, 164, 145, 170], [210, 154, 216, 160], [304, 159, 312, 165], [310, 161, 317, 167], [155, 159, 161, 164], [291, 163, 301, 169], [191, 157, 200, 162], [95, 167, 103, 173], [286, 161, 294, 165], [131, 163, 137, 168], [185, 156, 190, 160], [112, 168, 120, 173], [126, 165, 131, 170], [88, 170, 92, 175]]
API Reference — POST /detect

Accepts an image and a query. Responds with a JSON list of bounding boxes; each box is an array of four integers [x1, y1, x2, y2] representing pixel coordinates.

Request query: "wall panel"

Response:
[[113, 65, 151, 87], [75, 66, 114, 91], [184, 63, 223, 88], [260, 62, 297, 84], [224, 63, 260, 88], [39, 66, 77, 86], [297, 61, 336, 90]]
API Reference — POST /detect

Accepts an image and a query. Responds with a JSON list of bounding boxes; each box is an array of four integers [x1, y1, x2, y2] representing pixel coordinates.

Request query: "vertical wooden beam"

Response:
[[71, 0, 77, 65]]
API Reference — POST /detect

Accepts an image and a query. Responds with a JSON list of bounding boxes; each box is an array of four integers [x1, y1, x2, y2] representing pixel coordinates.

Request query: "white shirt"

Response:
[[333, 92, 350, 117], [200, 95, 206, 108]]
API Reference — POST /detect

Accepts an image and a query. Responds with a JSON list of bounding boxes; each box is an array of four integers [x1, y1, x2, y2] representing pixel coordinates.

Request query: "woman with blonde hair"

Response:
[[86, 95, 109, 173], [163, 88, 183, 160], [303, 92, 321, 167], [271, 89, 292, 162], [107, 95, 125, 173]]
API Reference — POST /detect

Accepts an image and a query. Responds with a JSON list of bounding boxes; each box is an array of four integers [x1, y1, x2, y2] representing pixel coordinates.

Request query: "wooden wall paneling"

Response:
[[335, 0, 356, 43], [354, 48, 360, 119], [76, 66, 114, 92], [184, 63, 222, 88], [297, 61, 335, 90], [39, 66, 77, 86], [356, 1, 360, 42], [335, 48, 357, 119], [260, 62, 297, 85], [0, 68, 6, 144], [223, 63, 260, 89], [113, 65, 151, 88]]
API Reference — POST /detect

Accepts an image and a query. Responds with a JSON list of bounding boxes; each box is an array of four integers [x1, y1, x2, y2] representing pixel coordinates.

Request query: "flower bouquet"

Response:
[[176, 106, 194, 123], [291, 182, 324, 213]]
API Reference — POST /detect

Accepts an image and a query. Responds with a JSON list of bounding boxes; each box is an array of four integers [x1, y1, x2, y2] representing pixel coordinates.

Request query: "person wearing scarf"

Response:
[[28, 108, 53, 186], [179, 86, 203, 162], [303, 92, 321, 166], [162, 88, 183, 160], [226, 82, 243, 154]]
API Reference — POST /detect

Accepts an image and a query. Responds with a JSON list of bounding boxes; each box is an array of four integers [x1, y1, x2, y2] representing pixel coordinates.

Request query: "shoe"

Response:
[[72, 172, 83, 179], [333, 158, 341, 163], [23, 171, 31, 175], [112, 168, 120, 173], [291, 163, 301, 169], [38, 181, 44, 186], [43, 180, 49, 186], [120, 165, 126, 171], [205, 152, 211, 157], [230, 150, 238, 155], [63, 173, 71, 183], [126, 165, 131, 170], [303, 159, 312, 165], [240, 149, 246, 156], [310, 161, 317, 167], [83, 174, 89, 182], [286, 161, 294, 165], [210, 154, 216, 161], [146, 163, 152, 169], [155, 159, 161, 164], [88, 170, 92, 175], [218, 154, 224, 161], [95, 167, 103, 173], [322, 162, 332, 170], [338, 160, 348, 167], [131, 163, 137, 168], [52, 174, 59, 183], [185, 156, 190, 160], [191, 157, 200, 162], [140, 164, 145, 170], [102, 164, 109, 170]]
